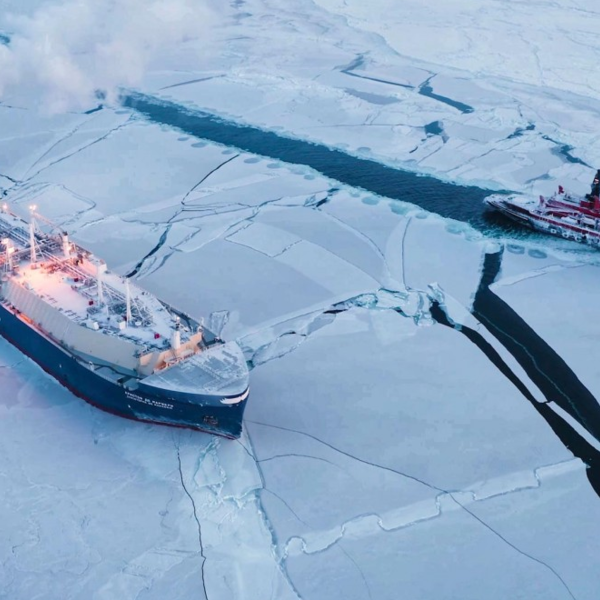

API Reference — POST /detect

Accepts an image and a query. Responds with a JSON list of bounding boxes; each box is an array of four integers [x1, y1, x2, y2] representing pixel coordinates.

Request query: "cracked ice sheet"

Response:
[[9, 118, 242, 217], [317, 192, 491, 305], [0, 106, 130, 181], [245, 303, 572, 530], [314, 0, 600, 97], [6, 0, 600, 193], [286, 460, 598, 600], [131, 0, 600, 194], [0, 132, 596, 599], [140, 190, 390, 337], [1, 111, 337, 275], [0, 348, 198, 599], [0, 335, 297, 600], [142, 226, 378, 338], [396, 213, 486, 306]]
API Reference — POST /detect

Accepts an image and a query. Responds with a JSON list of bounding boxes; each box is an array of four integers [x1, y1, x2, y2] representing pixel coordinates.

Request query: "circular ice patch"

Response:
[[528, 248, 547, 259], [390, 202, 408, 215], [362, 196, 379, 206], [445, 223, 464, 235]]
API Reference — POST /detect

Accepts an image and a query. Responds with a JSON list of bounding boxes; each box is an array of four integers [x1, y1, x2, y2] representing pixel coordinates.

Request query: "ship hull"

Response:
[[0, 302, 247, 438], [485, 195, 600, 248]]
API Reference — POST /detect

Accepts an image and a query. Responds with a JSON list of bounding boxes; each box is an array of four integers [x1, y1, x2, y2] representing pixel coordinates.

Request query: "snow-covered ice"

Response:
[[1, 0, 600, 598]]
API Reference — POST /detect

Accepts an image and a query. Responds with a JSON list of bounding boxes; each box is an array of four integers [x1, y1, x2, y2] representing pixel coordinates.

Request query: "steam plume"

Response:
[[0, 0, 213, 112]]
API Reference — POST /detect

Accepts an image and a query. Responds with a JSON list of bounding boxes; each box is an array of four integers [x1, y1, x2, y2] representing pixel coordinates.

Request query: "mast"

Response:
[[592, 169, 600, 198], [28, 204, 37, 265], [125, 277, 132, 322], [62, 232, 70, 259], [96, 261, 106, 304], [2, 238, 13, 271], [171, 316, 181, 350]]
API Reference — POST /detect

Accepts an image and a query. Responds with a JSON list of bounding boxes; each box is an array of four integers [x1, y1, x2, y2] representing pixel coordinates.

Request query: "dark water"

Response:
[[84, 104, 104, 115], [424, 120, 444, 136], [543, 136, 591, 167], [123, 94, 597, 253], [124, 93, 499, 229], [507, 123, 536, 140], [418, 80, 474, 114]]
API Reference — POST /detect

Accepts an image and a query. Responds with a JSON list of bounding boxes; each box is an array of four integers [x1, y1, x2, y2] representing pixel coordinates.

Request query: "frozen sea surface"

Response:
[[1, 1, 600, 599]]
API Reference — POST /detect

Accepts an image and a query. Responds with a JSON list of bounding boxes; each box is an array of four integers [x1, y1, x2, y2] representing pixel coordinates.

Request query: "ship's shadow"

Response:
[[433, 247, 600, 497]]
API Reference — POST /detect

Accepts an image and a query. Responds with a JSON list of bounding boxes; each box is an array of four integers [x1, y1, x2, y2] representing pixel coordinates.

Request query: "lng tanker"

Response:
[[0, 204, 249, 438]]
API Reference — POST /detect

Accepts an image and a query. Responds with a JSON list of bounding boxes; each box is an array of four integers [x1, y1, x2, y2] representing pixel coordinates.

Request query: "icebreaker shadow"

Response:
[[431, 300, 600, 497], [432, 247, 600, 496], [474, 248, 600, 440]]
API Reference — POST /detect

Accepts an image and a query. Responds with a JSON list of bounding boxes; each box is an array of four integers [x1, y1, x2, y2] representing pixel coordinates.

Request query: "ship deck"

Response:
[[0, 210, 196, 351]]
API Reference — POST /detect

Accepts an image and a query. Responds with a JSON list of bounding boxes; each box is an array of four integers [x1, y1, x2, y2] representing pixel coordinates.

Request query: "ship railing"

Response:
[[0, 236, 144, 328], [2, 223, 161, 331], [37, 249, 156, 328], [0, 218, 62, 252], [0, 222, 29, 248], [1, 215, 164, 329]]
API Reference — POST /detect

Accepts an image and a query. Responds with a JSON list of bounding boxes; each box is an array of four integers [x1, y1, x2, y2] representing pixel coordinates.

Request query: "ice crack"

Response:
[[249, 420, 577, 599], [181, 154, 240, 206], [257, 452, 350, 477], [0, 358, 24, 370], [340, 546, 373, 600], [175, 441, 209, 600], [242, 429, 305, 600], [24, 116, 96, 178], [126, 224, 172, 278], [449, 494, 576, 600], [262, 488, 309, 528], [25, 117, 135, 181], [242, 285, 433, 369], [0, 172, 18, 184]]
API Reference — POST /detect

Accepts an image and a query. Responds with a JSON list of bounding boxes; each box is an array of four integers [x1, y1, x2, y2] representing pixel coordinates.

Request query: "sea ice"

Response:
[[1, 1, 600, 598]]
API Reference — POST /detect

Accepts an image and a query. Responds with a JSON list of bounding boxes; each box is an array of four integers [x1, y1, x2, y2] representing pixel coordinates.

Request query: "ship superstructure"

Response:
[[485, 169, 600, 247], [0, 204, 249, 438]]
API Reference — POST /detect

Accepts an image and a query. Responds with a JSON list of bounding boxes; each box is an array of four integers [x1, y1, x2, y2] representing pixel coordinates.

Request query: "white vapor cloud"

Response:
[[0, 0, 213, 112]]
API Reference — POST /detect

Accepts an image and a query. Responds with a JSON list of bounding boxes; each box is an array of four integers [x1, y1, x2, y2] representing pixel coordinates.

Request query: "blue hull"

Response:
[[0, 303, 247, 438]]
